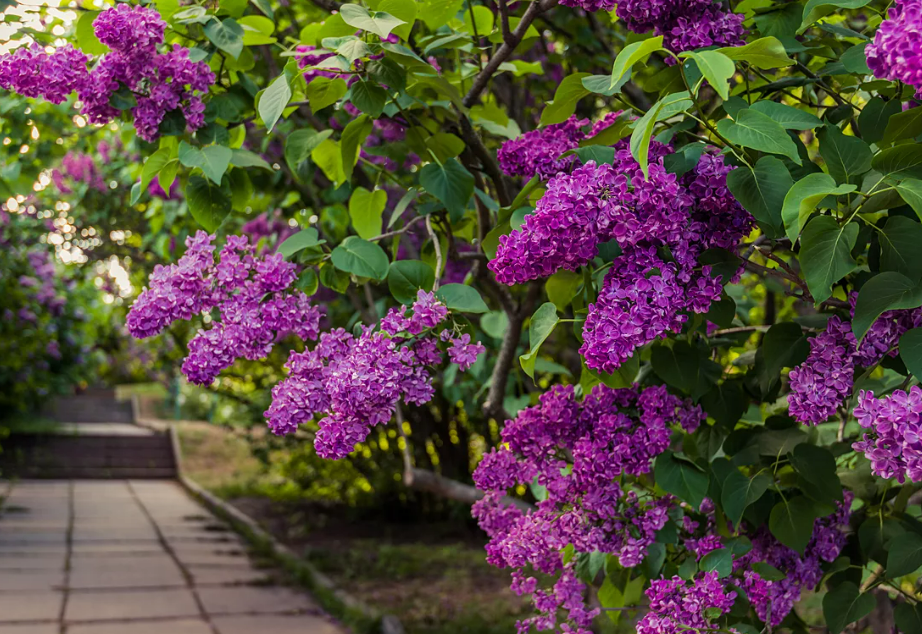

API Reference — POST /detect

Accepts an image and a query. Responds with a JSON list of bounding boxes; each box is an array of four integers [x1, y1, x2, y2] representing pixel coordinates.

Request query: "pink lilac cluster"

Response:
[[52, 152, 108, 194], [853, 386, 922, 482], [615, 0, 746, 53], [472, 384, 703, 633], [492, 141, 752, 373], [0, 5, 214, 141], [636, 572, 735, 634], [735, 495, 853, 627], [127, 232, 322, 385], [266, 290, 485, 458], [866, 0, 922, 95], [788, 303, 922, 425]]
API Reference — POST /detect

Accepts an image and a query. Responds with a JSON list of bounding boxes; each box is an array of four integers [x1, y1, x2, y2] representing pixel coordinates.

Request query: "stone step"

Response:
[[0, 434, 177, 479], [43, 397, 134, 424]]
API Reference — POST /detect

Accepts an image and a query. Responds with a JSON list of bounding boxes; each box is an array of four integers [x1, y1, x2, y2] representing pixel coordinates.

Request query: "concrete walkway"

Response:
[[0, 480, 345, 634]]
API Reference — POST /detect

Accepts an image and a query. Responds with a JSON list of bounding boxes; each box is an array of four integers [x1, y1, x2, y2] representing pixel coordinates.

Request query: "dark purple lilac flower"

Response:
[[854, 387, 922, 482], [615, 0, 745, 54], [867, 0, 922, 95], [636, 572, 735, 634], [497, 115, 588, 180]]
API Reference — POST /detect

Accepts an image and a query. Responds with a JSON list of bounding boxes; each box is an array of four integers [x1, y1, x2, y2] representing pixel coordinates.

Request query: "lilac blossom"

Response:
[[866, 0, 922, 95], [636, 572, 735, 634], [497, 115, 588, 180], [853, 387, 922, 482]]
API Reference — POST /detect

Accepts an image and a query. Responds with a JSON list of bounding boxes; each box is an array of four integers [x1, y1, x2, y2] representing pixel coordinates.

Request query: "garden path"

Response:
[[0, 479, 345, 634]]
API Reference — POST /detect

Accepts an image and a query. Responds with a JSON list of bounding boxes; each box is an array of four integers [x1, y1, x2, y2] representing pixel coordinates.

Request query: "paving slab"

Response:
[[0, 571, 64, 591], [188, 566, 272, 586], [65, 588, 200, 622], [0, 624, 59, 634], [197, 586, 318, 616], [213, 615, 344, 634], [67, 618, 213, 634], [0, 591, 63, 623]]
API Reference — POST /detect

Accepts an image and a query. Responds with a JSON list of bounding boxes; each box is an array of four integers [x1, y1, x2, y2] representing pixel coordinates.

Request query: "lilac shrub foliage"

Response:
[[15, 0, 922, 630]]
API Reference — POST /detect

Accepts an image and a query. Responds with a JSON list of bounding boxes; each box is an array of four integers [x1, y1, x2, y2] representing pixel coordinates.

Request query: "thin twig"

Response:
[[427, 215, 443, 290]]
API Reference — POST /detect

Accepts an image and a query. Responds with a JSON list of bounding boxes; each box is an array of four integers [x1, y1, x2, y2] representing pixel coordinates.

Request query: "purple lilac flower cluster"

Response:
[[0, 5, 214, 141], [866, 0, 922, 95], [266, 290, 485, 459], [295, 45, 338, 83], [615, 0, 746, 53], [127, 231, 322, 385], [735, 494, 853, 627], [241, 211, 297, 246], [497, 115, 590, 180], [853, 386, 922, 482], [336, 103, 419, 171], [52, 152, 108, 194], [636, 572, 735, 634], [788, 303, 922, 425], [559, 0, 616, 13], [491, 141, 753, 373], [472, 384, 703, 633]]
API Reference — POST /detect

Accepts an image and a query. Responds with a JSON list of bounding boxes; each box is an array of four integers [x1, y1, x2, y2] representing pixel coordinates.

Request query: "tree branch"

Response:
[[462, 0, 559, 109], [403, 467, 533, 512]]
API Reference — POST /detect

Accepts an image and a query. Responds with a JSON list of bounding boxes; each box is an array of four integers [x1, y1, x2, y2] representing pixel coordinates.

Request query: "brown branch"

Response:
[[456, 114, 512, 207], [403, 467, 533, 512], [462, 0, 559, 109]]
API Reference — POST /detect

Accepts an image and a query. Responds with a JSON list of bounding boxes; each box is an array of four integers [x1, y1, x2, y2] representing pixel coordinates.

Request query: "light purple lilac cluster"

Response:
[[734, 494, 853, 627], [472, 384, 703, 633], [866, 0, 922, 95], [636, 572, 735, 634], [266, 290, 485, 459], [241, 211, 297, 246], [853, 387, 922, 482], [497, 115, 590, 181], [126, 232, 322, 385], [52, 152, 108, 194], [615, 0, 746, 53], [491, 141, 752, 373], [0, 5, 214, 141], [787, 303, 922, 425]]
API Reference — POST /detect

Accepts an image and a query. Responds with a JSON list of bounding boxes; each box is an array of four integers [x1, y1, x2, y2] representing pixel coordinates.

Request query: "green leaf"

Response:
[[546, 270, 583, 311], [185, 176, 232, 233], [425, 133, 465, 162], [277, 228, 322, 258], [680, 50, 735, 101], [721, 471, 771, 528], [799, 215, 859, 304], [717, 37, 794, 69], [331, 236, 389, 280], [285, 129, 333, 172], [480, 311, 509, 339], [610, 36, 664, 89], [781, 173, 856, 241], [655, 450, 709, 509], [790, 444, 843, 505], [886, 531, 922, 577], [139, 148, 173, 196], [388, 260, 435, 304], [334, 37, 372, 63], [338, 4, 406, 39], [895, 603, 922, 634], [759, 322, 809, 393], [823, 582, 876, 634], [76, 11, 108, 55], [900, 328, 922, 379], [341, 115, 374, 181], [716, 109, 802, 165], [853, 272, 922, 342], [751, 562, 786, 581], [539, 73, 591, 126], [630, 92, 693, 179], [158, 159, 179, 193], [518, 302, 560, 379], [418, 158, 474, 221], [872, 145, 922, 181], [199, 145, 233, 185], [895, 179, 922, 223], [880, 216, 922, 281], [418, 0, 463, 29], [652, 341, 721, 400], [582, 74, 623, 96], [306, 77, 349, 112], [801, 0, 871, 31], [348, 187, 387, 239], [700, 381, 745, 428], [259, 72, 292, 132], [882, 105, 922, 147], [726, 156, 792, 235], [859, 97, 902, 145], [699, 548, 732, 578], [204, 17, 245, 59], [818, 126, 873, 186], [350, 79, 387, 118], [378, 0, 417, 39], [230, 149, 273, 171], [769, 496, 815, 553], [750, 101, 824, 130], [436, 283, 490, 314], [312, 138, 345, 183]]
